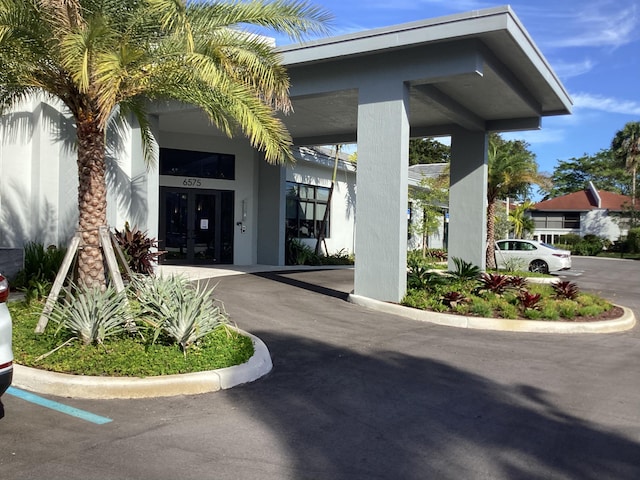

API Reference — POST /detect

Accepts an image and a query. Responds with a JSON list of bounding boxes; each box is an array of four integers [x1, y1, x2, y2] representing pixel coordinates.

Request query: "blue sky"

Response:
[[270, 0, 640, 178]]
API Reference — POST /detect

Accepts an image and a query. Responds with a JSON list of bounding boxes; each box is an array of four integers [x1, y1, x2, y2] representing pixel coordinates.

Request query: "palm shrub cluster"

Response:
[[47, 274, 229, 354], [403, 258, 613, 321], [14, 242, 67, 302], [286, 238, 354, 266]]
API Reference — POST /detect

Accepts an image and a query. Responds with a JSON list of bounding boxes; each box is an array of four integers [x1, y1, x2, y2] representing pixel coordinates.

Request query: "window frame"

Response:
[[286, 181, 331, 239]]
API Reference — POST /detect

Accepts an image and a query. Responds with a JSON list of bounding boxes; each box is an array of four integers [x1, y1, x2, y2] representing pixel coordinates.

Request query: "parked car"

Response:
[[0, 273, 13, 419], [494, 239, 571, 274]]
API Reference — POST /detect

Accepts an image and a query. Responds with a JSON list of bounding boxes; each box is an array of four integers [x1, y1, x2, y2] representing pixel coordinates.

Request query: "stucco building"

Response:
[[0, 6, 572, 302]]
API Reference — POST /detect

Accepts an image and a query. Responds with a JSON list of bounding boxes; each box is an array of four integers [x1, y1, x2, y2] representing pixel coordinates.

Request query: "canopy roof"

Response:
[[156, 6, 572, 145]]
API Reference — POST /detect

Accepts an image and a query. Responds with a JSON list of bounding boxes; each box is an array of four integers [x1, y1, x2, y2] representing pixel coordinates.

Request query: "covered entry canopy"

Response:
[[281, 6, 571, 303], [279, 6, 571, 144], [155, 6, 572, 303]]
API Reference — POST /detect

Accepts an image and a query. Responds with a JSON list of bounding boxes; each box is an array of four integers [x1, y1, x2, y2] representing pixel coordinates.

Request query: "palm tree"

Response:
[[509, 200, 535, 239], [0, 0, 330, 288], [612, 121, 640, 209], [486, 134, 540, 269]]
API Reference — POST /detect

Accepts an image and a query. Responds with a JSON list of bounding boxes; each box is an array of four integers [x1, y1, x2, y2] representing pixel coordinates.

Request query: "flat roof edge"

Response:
[[278, 6, 514, 56]]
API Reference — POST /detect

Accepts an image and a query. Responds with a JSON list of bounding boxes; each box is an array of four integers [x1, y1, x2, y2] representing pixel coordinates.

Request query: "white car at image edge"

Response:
[[495, 239, 572, 274], [0, 273, 13, 419]]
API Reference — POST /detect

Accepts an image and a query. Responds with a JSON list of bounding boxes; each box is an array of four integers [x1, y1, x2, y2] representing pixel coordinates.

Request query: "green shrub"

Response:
[[627, 228, 640, 253], [540, 301, 560, 320], [286, 238, 320, 265], [319, 249, 354, 265], [524, 309, 543, 320], [496, 300, 518, 319], [557, 233, 581, 246], [469, 298, 493, 317], [578, 305, 605, 317], [557, 300, 578, 319], [402, 289, 430, 309], [14, 242, 67, 300], [571, 235, 606, 256]]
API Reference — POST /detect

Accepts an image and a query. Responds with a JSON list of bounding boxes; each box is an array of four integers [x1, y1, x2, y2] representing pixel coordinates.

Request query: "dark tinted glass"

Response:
[[160, 148, 235, 180]]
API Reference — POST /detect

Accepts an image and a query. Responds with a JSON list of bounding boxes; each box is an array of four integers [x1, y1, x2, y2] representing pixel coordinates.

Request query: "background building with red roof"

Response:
[[529, 182, 635, 243]]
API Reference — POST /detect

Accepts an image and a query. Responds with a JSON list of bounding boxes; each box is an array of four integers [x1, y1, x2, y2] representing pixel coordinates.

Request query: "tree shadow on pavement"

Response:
[[227, 330, 640, 480]]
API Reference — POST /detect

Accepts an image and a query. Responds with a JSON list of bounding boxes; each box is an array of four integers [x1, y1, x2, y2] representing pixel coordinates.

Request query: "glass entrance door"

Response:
[[160, 188, 234, 264]]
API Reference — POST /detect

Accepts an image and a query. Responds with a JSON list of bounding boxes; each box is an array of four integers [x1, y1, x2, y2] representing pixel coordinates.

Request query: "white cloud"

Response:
[[502, 129, 566, 145], [550, 58, 596, 79], [572, 93, 640, 115], [540, 3, 639, 49]]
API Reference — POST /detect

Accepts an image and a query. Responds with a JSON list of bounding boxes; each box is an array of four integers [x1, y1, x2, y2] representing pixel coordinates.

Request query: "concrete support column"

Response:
[[257, 160, 286, 265], [448, 129, 488, 271], [354, 81, 410, 302]]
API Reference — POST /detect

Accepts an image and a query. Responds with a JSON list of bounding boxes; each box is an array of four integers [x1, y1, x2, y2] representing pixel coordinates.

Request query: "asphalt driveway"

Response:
[[1, 258, 639, 479]]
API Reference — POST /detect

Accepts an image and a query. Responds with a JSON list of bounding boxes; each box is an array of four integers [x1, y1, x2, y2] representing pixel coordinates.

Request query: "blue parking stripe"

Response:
[[6, 387, 112, 425]]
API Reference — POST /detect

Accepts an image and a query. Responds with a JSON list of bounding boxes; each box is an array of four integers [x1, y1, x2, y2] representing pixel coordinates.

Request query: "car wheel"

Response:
[[529, 259, 549, 274]]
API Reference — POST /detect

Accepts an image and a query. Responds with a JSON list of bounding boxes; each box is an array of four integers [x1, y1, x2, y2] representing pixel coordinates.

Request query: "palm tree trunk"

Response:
[[632, 165, 637, 209], [486, 199, 497, 269], [76, 119, 108, 289]]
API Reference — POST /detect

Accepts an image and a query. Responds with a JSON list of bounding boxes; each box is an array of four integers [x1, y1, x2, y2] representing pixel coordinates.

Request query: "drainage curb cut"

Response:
[[12, 329, 272, 399], [348, 294, 636, 333]]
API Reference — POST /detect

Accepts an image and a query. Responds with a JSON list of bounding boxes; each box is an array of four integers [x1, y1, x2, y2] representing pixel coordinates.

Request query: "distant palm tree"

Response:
[[486, 134, 540, 269], [612, 121, 640, 209], [0, 0, 330, 288], [509, 201, 535, 239]]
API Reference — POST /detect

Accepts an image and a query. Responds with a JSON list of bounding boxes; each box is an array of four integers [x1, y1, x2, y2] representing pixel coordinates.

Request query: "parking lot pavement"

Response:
[[2, 263, 640, 479]]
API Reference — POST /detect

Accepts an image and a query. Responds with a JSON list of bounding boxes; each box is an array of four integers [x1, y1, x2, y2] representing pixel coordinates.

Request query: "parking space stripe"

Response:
[[6, 387, 112, 424]]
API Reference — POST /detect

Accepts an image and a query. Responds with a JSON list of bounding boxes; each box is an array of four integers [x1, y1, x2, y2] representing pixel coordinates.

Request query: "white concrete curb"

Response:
[[348, 294, 636, 334], [12, 329, 272, 399]]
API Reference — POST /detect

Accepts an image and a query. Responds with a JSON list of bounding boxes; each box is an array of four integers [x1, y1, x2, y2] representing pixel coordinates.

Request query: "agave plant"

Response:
[[130, 275, 228, 352], [50, 284, 129, 345], [477, 273, 511, 295], [551, 281, 580, 300]]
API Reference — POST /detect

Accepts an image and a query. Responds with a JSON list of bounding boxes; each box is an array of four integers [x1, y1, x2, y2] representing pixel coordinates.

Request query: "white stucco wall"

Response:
[[1, 99, 159, 251], [581, 210, 622, 241], [0, 97, 77, 248]]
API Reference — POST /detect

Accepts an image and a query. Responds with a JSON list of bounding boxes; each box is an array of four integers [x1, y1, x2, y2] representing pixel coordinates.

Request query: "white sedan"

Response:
[[0, 274, 13, 419], [494, 239, 571, 274]]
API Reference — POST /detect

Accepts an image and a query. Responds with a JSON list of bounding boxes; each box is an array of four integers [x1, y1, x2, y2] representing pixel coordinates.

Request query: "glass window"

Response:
[[286, 181, 330, 239], [160, 148, 235, 180], [564, 213, 580, 229]]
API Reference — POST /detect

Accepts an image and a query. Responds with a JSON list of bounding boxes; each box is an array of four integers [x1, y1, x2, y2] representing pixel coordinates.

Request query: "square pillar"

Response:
[[257, 160, 286, 265], [354, 81, 410, 302], [448, 129, 488, 271]]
